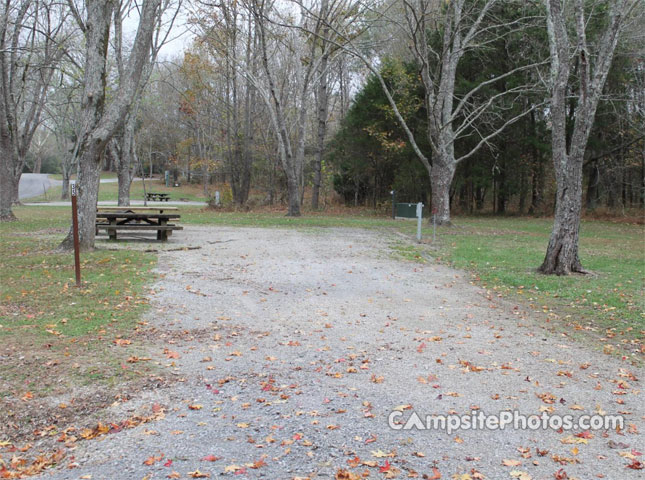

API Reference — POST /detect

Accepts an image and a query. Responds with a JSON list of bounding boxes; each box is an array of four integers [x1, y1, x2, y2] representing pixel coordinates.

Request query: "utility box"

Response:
[[395, 203, 419, 219]]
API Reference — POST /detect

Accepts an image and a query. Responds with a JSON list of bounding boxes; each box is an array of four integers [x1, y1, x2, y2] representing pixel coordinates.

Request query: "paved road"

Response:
[[18, 173, 61, 200]]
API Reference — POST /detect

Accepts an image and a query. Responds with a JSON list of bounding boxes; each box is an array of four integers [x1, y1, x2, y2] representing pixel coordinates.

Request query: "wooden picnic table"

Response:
[[97, 206, 178, 213], [145, 192, 171, 201], [95, 207, 182, 241]]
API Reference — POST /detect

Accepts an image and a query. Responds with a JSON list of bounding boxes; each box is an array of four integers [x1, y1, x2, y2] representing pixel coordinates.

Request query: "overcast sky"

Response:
[[122, 3, 194, 61]]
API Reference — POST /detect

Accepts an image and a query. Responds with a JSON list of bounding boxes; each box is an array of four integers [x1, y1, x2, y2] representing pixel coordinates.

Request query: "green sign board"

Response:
[[395, 203, 418, 219]]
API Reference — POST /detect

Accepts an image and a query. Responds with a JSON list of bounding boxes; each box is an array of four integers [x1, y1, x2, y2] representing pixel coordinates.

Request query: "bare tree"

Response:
[[538, 0, 640, 275], [113, 0, 182, 206], [310, 0, 347, 210], [293, 0, 545, 223], [60, 0, 163, 250], [226, 0, 336, 216], [217, 1, 256, 206], [251, 0, 311, 215], [0, 0, 68, 221]]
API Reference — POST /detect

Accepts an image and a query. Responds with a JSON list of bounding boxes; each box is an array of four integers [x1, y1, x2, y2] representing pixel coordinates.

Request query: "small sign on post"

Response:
[[70, 182, 81, 288], [416, 202, 423, 243]]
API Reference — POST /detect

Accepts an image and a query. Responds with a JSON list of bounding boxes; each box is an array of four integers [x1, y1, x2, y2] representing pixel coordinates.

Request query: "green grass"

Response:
[[48, 172, 118, 181], [0, 207, 155, 337], [432, 217, 644, 355], [28, 175, 208, 203], [390, 242, 429, 263], [0, 206, 156, 396]]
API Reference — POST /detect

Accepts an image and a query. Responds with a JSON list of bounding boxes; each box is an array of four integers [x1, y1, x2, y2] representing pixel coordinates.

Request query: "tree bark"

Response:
[[430, 157, 455, 225], [61, 168, 70, 201], [312, 55, 329, 210], [586, 163, 599, 210], [312, 0, 331, 210], [539, 156, 585, 274], [254, 2, 302, 216], [115, 142, 132, 207], [60, 0, 161, 250], [539, 0, 632, 274], [115, 111, 139, 206], [528, 111, 544, 214], [64, 141, 103, 249], [10, 171, 20, 204], [0, 135, 15, 220]]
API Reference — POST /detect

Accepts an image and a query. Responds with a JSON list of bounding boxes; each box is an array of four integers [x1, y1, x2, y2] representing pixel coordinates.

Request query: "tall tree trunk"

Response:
[[539, 151, 584, 274], [539, 0, 629, 274], [475, 187, 486, 210], [116, 159, 132, 206], [0, 136, 15, 220], [61, 166, 70, 201], [586, 163, 599, 210], [115, 110, 140, 206], [63, 143, 103, 250], [638, 142, 645, 208], [0, 0, 64, 219], [528, 109, 544, 215], [519, 163, 528, 214], [59, 0, 113, 250], [286, 173, 301, 216], [312, 14, 330, 211], [237, 13, 255, 206], [528, 154, 544, 214], [60, 0, 161, 250], [430, 156, 455, 225], [11, 171, 20, 204], [117, 164, 134, 206], [496, 159, 507, 214]]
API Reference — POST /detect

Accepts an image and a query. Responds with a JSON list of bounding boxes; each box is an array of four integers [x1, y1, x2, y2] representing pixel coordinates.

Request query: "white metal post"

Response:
[[416, 202, 423, 242]]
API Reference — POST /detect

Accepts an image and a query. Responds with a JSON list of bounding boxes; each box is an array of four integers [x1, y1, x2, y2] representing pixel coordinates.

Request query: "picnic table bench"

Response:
[[145, 192, 171, 201], [95, 206, 182, 241]]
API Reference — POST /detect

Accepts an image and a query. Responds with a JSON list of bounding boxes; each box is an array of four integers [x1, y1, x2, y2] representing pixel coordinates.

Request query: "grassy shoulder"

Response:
[[433, 216, 644, 358], [0, 206, 156, 407]]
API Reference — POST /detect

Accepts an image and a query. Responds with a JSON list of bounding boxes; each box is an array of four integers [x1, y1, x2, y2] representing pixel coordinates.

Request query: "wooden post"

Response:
[[71, 183, 81, 288]]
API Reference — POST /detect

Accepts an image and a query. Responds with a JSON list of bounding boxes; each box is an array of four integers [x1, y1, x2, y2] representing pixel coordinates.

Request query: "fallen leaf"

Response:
[[335, 469, 361, 480], [188, 470, 210, 478]]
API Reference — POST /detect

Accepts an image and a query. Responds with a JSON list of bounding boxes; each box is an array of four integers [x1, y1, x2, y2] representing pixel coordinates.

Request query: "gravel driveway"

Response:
[[40, 226, 643, 479]]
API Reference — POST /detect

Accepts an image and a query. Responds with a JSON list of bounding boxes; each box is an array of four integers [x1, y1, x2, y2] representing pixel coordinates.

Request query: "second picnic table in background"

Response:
[[145, 192, 171, 202]]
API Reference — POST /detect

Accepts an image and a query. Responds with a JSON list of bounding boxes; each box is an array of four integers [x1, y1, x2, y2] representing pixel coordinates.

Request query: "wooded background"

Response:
[[0, 0, 643, 267]]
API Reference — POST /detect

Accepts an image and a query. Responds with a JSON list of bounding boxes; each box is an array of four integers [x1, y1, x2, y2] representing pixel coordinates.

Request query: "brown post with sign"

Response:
[[71, 183, 81, 287]]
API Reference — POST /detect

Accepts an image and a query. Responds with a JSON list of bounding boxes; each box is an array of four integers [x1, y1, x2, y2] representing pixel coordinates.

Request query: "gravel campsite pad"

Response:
[[37, 226, 642, 479]]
